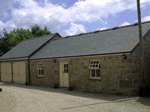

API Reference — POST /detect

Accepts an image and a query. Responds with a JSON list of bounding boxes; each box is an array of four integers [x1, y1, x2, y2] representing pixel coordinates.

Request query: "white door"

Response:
[[1, 62, 12, 82], [13, 62, 26, 84], [59, 61, 69, 87]]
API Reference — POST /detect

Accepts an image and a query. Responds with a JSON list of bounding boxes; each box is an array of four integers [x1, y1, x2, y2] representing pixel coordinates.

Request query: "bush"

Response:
[[68, 86, 74, 91], [138, 86, 150, 97], [54, 84, 59, 89], [68, 85, 76, 91], [0, 88, 2, 92]]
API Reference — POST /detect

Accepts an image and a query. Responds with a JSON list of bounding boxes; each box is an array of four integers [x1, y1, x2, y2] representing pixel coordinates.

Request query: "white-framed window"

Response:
[[64, 64, 69, 73], [36, 63, 43, 77], [89, 60, 100, 79]]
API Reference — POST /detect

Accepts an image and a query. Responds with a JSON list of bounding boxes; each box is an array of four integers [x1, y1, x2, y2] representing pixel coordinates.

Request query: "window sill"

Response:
[[89, 78, 101, 81], [37, 75, 43, 78]]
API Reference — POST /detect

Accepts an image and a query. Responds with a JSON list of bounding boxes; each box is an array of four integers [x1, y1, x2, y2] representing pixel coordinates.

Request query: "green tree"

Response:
[[0, 25, 51, 56], [14, 28, 33, 40], [0, 38, 4, 56], [31, 24, 51, 37]]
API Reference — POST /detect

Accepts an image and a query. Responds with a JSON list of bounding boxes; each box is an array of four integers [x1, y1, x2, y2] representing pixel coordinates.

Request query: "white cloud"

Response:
[[142, 15, 150, 22], [120, 22, 130, 26], [99, 27, 107, 30], [1, 0, 150, 35], [0, 0, 13, 11], [0, 20, 16, 31], [64, 23, 86, 36], [0, 0, 13, 20]]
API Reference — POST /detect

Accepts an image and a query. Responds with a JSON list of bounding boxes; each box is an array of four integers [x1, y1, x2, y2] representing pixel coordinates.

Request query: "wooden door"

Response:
[[59, 61, 69, 87], [13, 62, 26, 84], [1, 62, 12, 82]]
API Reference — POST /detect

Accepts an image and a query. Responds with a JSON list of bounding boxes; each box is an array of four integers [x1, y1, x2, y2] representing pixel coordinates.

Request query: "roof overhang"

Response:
[[0, 56, 28, 62], [30, 52, 131, 60]]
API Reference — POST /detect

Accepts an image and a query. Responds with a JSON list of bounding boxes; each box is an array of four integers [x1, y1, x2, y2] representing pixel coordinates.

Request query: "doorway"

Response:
[[59, 61, 69, 87]]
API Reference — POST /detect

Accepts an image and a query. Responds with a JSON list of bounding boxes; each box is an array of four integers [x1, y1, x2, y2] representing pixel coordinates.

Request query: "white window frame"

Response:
[[89, 60, 100, 69], [89, 60, 101, 79], [64, 63, 69, 73], [36, 63, 43, 77]]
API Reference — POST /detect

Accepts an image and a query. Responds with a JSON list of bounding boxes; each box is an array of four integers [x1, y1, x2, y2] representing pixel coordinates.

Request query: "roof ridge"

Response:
[[22, 33, 55, 42], [0, 33, 58, 59], [64, 20, 150, 39]]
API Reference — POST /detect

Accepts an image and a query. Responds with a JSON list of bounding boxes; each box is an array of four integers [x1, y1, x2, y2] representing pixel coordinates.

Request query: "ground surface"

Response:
[[0, 83, 150, 112]]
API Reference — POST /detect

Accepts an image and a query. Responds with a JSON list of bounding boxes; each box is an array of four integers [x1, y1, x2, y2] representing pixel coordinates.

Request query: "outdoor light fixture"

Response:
[[122, 54, 127, 59], [53, 59, 57, 63]]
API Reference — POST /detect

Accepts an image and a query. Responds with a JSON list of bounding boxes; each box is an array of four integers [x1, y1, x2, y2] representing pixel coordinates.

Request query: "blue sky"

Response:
[[0, 0, 150, 37]]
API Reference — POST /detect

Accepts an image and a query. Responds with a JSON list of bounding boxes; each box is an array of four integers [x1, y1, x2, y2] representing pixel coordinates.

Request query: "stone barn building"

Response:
[[1, 21, 150, 95], [0, 33, 61, 84], [29, 21, 150, 95]]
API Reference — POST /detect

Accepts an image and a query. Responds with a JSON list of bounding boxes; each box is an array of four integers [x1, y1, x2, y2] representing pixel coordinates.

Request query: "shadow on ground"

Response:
[[1, 83, 134, 100], [137, 97, 150, 106], [2, 82, 150, 107]]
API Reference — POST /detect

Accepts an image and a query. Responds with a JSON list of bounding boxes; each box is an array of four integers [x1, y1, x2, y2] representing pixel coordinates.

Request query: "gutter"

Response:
[[30, 52, 131, 60]]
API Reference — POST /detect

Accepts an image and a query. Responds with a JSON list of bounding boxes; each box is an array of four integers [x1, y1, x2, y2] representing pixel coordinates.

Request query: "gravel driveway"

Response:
[[0, 83, 150, 112]]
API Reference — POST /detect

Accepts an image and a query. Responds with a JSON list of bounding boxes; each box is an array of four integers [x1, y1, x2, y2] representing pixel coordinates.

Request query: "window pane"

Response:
[[64, 64, 68, 68], [92, 70, 95, 77], [39, 70, 41, 75], [89, 60, 100, 69], [64, 69, 68, 73], [42, 70, 43, 75], [66, 69, 68, 73], [64, 69, 67, 73], [96, 70, 100, 77], [64, 64, 66, 68], [39, 69, 43, 75]]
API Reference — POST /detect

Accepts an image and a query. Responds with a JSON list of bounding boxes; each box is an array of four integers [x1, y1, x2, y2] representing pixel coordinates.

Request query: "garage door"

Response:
[[1, 62, 12, 82], [13, 62, 26, 84]]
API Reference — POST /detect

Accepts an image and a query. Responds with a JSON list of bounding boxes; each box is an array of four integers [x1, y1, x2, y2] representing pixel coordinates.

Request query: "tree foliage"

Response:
[[0, 25, 51, 56], [31, 24, 51, 37]]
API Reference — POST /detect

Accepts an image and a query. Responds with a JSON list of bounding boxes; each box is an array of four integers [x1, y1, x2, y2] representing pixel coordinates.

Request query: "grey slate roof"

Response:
[[31, 22, 150, 59], [0, 34, 56, 59]]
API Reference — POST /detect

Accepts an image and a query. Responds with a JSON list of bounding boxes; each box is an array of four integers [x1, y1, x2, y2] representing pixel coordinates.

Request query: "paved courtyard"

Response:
[[0, 83, 150, 112]]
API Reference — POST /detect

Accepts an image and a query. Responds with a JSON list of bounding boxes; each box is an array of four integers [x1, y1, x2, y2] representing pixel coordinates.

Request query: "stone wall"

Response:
[[69, 54, 135, 95], [130, 44, 142, 89], [131, 29, 150, 87], [30, 59, 59, 87], [143, 30, 150, 86]]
